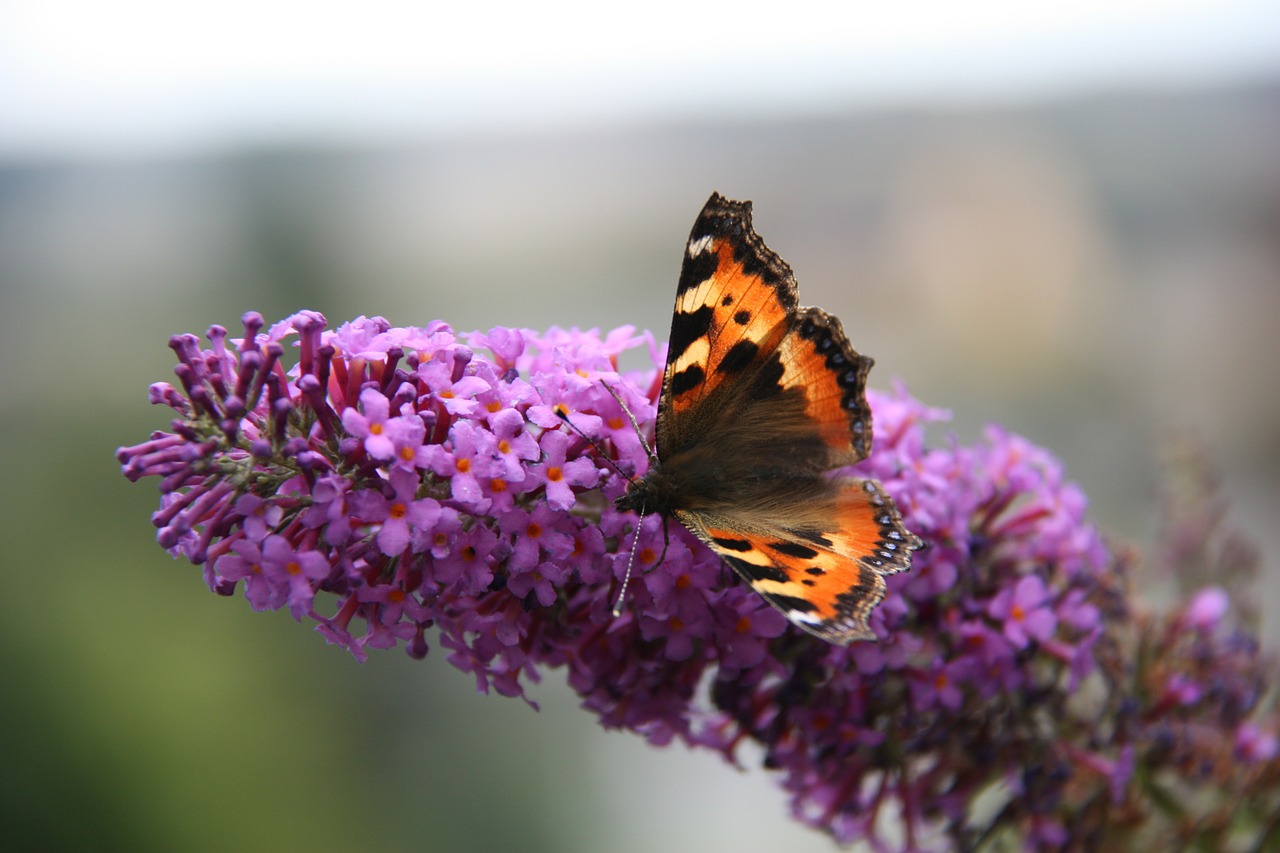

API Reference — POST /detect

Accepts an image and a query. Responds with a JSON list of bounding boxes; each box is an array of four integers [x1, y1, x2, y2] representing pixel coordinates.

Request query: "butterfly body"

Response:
[[617, 193, 921, 644]]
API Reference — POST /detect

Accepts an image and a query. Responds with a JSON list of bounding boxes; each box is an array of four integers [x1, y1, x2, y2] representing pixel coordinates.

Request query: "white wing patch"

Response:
[[687, 234, 714, 258]]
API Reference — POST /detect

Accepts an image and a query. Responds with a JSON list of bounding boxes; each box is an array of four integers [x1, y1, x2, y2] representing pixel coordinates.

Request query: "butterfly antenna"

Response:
[[594, 380, 660, 617], [612, 502, 646, 617], [553, 404, 631, 482]]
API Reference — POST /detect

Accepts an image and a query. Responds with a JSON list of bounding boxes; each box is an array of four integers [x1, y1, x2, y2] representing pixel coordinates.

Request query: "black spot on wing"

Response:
[[769, 541, 819, 559], [762, 591, 818, 615], [716, 339, 759, 374], [677, 250, 719, 295], [733, 310, 750, 325], [668, 305, 713, 361], [726, 555, 788, 586], [669, 364, 705, 397], [710, 536, 752, 552]]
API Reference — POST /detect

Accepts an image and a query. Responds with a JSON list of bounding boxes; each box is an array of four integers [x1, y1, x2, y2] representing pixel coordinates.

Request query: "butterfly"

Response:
[[614, 192, 922, 644]]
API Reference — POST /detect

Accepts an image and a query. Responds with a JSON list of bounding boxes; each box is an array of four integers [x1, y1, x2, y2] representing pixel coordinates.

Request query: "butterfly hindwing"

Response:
[[679, 478, 915, 643], [618, 192, 922, 645]]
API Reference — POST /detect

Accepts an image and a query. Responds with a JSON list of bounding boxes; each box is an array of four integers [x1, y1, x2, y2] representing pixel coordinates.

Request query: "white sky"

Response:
[[1, 0, 1277, 157]]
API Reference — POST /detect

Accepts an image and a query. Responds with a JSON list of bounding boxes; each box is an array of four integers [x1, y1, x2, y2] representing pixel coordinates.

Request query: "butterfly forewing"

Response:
[[659, 196, 797, 451]]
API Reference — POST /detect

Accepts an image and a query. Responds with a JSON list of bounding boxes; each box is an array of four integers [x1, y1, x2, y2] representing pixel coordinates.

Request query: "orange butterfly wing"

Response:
[[689, 480, 915, 643], [621, 192, 921, 645]]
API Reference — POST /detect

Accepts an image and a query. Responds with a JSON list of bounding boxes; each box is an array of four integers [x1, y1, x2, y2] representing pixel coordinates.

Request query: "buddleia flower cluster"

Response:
[[118, 311, 1280, 851]]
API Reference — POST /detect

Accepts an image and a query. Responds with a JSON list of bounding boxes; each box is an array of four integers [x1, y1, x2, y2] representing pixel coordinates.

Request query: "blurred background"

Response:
[[2, 1, 1277, 850]]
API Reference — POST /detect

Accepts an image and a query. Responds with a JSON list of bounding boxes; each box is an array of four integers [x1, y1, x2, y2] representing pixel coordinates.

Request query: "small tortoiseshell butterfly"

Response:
[[615, 193, 922, 644]]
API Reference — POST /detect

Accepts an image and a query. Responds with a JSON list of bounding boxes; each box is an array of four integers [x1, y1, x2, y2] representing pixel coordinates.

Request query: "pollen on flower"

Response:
[[527, 522, 542, 538], [456, 458, 471, 473], [546, 466, 563, 482]]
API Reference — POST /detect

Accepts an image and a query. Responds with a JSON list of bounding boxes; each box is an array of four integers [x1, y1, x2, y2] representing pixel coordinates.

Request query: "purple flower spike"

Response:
[[118, 311, 1280, 851]]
